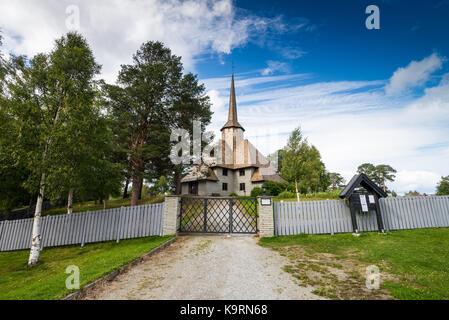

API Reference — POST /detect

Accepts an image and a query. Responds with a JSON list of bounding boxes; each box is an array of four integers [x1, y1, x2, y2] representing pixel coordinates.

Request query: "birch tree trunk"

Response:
[[28, 172, 46, 265], [28, 106, 61, 266], [295, 177, 300, 202], [67, 188, 74, 215]]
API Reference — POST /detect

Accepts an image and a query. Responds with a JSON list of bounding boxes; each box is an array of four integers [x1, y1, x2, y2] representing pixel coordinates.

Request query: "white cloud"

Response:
[[281, 47, 306, 59], [0, 0, 296, 83], [385, 53, 444, 95], [261, 60, 291, 75], [391, 171, 441, 195]]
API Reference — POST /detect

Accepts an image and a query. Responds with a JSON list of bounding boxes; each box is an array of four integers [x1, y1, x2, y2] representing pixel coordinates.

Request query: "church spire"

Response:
[[221, 73, 245, 131]]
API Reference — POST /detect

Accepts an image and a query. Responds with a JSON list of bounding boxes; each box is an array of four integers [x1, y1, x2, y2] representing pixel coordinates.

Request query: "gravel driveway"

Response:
[[83, 235, 322, 300]]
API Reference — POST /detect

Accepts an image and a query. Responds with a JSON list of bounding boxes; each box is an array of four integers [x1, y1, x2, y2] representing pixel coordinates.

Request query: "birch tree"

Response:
[[280, 128, 309, 201], [281, 128, 327, 199], [7, 33, 100, 265]]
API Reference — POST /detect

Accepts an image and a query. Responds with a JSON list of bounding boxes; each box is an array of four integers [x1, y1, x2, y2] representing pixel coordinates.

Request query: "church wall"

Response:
[[232, 168, 256, 196], [222, 128, 244, 165], [181, 183, 188, 195], [198, 181, 208, 196], [213, 167, 234, 196]]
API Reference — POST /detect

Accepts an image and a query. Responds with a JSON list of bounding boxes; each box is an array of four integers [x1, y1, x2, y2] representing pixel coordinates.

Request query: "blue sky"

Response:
[[1, 0, 448, 193]]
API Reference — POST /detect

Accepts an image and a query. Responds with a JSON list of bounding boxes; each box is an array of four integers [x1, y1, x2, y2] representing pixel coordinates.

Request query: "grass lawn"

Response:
[[43, 194, 165, 216], [0, 235, 173, 300], [274, 190, 342, 202], [260, 228, 449, 300]]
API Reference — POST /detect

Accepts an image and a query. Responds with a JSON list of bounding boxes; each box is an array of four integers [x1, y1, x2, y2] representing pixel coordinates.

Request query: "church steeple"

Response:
[[221, 73, 245, 131]]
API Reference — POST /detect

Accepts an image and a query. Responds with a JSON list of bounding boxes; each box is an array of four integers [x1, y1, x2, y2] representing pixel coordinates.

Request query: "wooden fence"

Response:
[[274, 196, 449, 236], [0, 203, 164, 252]]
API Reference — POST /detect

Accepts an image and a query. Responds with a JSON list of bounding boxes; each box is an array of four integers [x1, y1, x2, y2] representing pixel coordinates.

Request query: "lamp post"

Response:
[[171, 184, 177, 195], [262, 184, 267, 196]]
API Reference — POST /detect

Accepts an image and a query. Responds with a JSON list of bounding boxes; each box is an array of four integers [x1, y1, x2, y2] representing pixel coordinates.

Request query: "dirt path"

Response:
[[83, 235, 323, 300]]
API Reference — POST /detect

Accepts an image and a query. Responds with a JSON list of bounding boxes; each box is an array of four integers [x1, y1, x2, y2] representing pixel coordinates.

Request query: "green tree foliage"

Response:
[[263, 181, 289, 196], [436, 176, 449, 195], [329, 172, 345, 190], [405, 190, 421, 196], [250, 187, 264, 197], [5, 32, 118, 265], [104, 41, 211, 205], [357, 163, 397, 192], [280, 127, 329, 200], [0, 35, 34, 213], [153, 176, 170, 195], [40, 34, 122, 209]]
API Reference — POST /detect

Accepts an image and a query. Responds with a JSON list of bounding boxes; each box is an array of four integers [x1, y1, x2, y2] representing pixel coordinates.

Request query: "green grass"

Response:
[[274, 190, 341, 202], [43, 194, 165, 216], [0, 235, 174, 300], [260, 228, 449, 300]]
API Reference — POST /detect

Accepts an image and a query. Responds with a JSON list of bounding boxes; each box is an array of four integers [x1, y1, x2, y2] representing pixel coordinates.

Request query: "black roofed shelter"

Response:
[[339, 173, 388, 234]]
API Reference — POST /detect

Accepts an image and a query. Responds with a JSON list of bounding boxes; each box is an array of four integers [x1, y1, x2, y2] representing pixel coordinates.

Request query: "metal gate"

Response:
[[179, 197, 258, 234]]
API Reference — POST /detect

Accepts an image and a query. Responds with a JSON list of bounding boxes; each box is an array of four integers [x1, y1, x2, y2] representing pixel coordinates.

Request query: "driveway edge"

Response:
[[62, 236, 177, 300]]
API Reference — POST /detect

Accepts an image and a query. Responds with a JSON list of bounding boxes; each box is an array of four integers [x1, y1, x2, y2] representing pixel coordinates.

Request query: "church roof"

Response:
[[221, 73, 245, 131], [181, 164, 219, 183], [250, 167, 285, 183]]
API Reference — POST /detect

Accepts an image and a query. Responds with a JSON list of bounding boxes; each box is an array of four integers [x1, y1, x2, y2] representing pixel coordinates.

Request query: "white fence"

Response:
[[0, 203, 165, 252], [274, 196, 449, 236]]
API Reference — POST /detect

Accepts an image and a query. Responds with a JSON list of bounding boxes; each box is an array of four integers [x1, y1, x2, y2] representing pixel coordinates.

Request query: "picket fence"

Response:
[[0, 203, 165, 252], [274, 196, 449, 236]]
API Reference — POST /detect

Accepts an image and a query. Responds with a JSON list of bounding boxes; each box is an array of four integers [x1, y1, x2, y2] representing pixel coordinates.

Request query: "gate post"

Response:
[[162, 196, 180, 236], [257, 197, 274, 238]]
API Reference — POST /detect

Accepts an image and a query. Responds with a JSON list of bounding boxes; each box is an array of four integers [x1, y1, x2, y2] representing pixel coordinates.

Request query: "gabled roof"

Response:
[[221, 73, 244, 131], [339, 173, 388, 199], [181, 164, 219, 183], [250, 167, 285, 183]]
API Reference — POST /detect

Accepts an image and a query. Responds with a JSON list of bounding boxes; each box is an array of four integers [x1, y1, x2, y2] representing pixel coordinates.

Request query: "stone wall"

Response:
[[162, 196, 180, 236], [257, 196, 275, 237]]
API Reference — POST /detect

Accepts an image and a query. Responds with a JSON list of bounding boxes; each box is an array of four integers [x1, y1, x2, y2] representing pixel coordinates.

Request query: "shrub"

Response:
[[264, 181, 289, 196], [230, 193, 238, 197], [277, 191, 296, 199], [250, 187, 264, 197]]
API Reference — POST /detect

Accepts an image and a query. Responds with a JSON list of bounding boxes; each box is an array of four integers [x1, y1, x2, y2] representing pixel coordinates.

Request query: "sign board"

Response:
[[359, 195, 369, 212], [261, 198, 272, 206], [368, 195, 375, 204]]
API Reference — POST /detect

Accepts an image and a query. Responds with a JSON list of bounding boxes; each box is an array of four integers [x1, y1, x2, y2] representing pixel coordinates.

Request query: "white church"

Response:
[[181, 74, 284, 196]]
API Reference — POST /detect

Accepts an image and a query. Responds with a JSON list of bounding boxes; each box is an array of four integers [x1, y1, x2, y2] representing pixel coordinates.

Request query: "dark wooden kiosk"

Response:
[[339, 173, 388, 234]]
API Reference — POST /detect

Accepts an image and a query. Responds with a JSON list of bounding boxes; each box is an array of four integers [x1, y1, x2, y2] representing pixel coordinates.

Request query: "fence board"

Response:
[[0, 203, 164, 252], [274, 196, 449, 236]]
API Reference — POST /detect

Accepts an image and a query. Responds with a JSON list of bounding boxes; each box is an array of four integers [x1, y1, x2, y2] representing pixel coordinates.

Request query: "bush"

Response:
[[250, 187, 264, 197], [277, 191, 296, 199], [230, 193, 238, 197], [264, 181, 289, 196]]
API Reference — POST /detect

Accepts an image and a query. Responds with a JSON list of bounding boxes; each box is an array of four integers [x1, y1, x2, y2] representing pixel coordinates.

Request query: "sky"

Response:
[[1, 0, 448, 194]]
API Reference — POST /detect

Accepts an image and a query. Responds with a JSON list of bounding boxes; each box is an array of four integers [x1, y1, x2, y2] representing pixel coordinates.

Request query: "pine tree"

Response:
[[104, 42, 211, 204]]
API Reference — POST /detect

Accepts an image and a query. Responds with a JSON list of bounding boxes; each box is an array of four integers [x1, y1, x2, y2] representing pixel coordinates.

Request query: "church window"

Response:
[[222, 183, 228, 191], [223, 168, 228, 176], [240, 183, 246, 191], [239, 169, 245, 176]]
